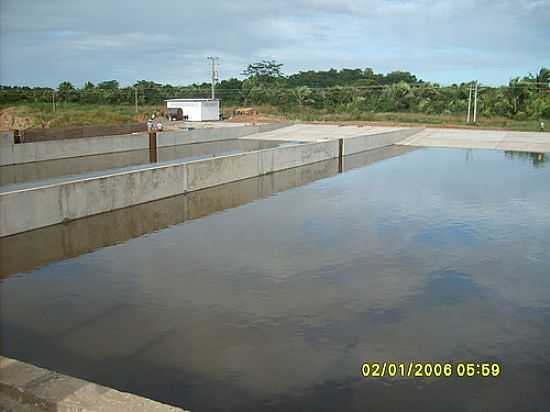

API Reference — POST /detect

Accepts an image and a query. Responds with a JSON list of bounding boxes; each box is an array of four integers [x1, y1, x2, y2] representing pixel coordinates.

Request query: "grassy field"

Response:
[[1, 102, 546, 132], [0, 103, 163, 130], [253, 105, 546, 132]]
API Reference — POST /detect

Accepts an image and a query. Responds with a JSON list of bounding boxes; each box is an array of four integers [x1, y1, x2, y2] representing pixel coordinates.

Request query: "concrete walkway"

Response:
[[0, 356, 187, 412], [398, 127, 550, 152], [241, 123, 408, 142], [241, 123, 550, 152]]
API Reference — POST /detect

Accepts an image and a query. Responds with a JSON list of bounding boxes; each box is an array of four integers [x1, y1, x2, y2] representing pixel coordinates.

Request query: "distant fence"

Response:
[[13, 122, 147, 143]]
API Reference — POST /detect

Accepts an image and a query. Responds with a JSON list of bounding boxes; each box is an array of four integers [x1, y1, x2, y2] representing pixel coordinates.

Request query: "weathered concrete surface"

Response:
[[0, 123, 288, 166], [0, 356, 186, 412], [0, 140, 337, 237], [343, 128, 423, 155], [398, 128, 550, 152], [241, 123, 409, 142]]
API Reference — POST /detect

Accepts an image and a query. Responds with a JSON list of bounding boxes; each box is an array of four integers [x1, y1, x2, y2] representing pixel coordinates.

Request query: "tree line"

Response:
[[1, 61, 549, 120]]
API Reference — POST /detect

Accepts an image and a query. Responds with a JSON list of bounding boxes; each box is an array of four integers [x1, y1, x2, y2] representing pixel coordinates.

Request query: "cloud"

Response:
[[0, 0, 549, 86]]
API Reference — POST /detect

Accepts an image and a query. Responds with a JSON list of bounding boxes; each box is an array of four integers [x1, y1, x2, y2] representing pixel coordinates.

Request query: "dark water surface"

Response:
[[1, 147, 550, 412], [0, 138, 286, 187]]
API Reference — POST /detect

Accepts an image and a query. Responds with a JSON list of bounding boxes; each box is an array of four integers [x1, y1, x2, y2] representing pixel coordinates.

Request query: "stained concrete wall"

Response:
[[0, 123, 288, 166], [0, 140, 337, 237], [343, 127, 424, 155]]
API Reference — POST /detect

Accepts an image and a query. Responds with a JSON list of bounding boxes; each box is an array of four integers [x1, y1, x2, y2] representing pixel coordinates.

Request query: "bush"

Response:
[[514, 111, 527, 121]]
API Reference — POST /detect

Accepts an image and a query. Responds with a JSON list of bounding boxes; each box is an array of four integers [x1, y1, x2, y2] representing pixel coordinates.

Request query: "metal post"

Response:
[[149, 131, 158, 163], [473, 81, 478, 123], [466, 83, 472, 123], [338, 138, 343, 173]]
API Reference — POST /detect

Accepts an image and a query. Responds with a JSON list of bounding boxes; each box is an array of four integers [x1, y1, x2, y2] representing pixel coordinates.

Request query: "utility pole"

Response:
[[52, 91, 56, 112], [473, 81, 478, 123], [134, 87, 138, 113], [207, 56, 219, 99], [466, 82, 473, 123]]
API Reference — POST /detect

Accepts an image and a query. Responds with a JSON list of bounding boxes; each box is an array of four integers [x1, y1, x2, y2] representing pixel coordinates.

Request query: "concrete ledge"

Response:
[[0, 140, 336, 237], [0, 158, 342, 277], [0, 123, 289, 166], [343, 127, 424, 155], [0, 356, 186, 412], [0, 127, 414, 237]]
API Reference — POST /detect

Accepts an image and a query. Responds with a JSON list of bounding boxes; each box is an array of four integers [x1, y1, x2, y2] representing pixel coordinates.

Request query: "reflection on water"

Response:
[[0, 145, 412, 277], [0, 139, 286, 187], [1, 147, 550, 412], [505, 151, 548, 167]]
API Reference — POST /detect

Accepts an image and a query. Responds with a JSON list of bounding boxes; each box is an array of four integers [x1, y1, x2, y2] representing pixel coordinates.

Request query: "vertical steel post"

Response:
[[149, 131, 158, 163], [338, 138, 343, 173]]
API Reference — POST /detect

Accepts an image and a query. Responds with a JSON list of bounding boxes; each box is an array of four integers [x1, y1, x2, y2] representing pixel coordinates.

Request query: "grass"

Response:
[[1, 102, 545, 132], [256, 106, 546, 132], [0, 103, 163, 129]]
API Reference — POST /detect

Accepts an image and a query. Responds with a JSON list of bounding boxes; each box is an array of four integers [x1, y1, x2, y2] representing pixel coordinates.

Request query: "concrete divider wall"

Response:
[[343, 127, 423, 155], [0, 139, 336, 237], [0, 132, 12, 146], [0, 123, 289, 166], [1, 159, 340, 277]]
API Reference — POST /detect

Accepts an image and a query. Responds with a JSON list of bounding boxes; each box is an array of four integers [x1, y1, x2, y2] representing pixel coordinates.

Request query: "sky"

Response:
[[0, 0, 549, 87]]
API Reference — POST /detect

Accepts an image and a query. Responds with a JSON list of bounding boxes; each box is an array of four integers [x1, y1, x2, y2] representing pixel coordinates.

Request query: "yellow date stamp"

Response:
[[361, 362, 501, 378]]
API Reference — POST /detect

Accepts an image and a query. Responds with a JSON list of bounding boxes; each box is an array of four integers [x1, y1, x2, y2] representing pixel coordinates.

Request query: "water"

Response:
[[1, 147, 549, 412], [0, 138, 287, 187]]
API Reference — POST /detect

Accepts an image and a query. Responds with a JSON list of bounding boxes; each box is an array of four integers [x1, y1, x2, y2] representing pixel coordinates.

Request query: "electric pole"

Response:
[[134, 87, 138, 113], [473, 81, 478, 123], [52, 91, 56, 112], [466, 82, 473, 123], [207, 56, 219, 99]]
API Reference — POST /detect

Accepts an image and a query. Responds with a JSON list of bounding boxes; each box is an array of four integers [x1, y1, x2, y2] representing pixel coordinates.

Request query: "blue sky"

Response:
[[1, 0, 549, 87]]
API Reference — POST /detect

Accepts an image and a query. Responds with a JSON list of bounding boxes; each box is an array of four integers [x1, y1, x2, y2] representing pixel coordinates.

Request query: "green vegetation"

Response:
[[0, 103, 159, 129], [1, 62, 549, 130]]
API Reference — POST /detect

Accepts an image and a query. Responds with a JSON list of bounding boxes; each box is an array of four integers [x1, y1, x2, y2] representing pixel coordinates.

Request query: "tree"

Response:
[[241, 60, 285, 83], [292, 86, 314, 107], [58, 81, 75, 92], [83, 81, 95, 90], [97, 80, 119, 90], [505, 78, 528, 115]]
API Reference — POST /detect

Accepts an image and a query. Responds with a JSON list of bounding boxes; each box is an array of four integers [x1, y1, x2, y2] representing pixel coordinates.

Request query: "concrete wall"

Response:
[[0, 132, 12, 146], [0, 126, 422, 237], [0, 123, 288, 166], [0, 140, 337, 237], [1, 159, 339, 277], [343, 127, 424, 155]]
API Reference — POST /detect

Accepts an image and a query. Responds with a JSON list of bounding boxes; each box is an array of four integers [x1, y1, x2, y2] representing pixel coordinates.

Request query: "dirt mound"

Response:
[[227, 114, 284, 123], [0, 107, 34, 131]]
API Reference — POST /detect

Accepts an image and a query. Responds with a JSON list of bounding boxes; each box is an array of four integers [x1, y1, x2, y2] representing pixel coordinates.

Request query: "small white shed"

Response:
[[165, 98, 220, 121]]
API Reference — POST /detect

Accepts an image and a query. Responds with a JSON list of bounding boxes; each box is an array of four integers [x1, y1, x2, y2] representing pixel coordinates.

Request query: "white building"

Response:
[[165, 98, 220, 121]]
